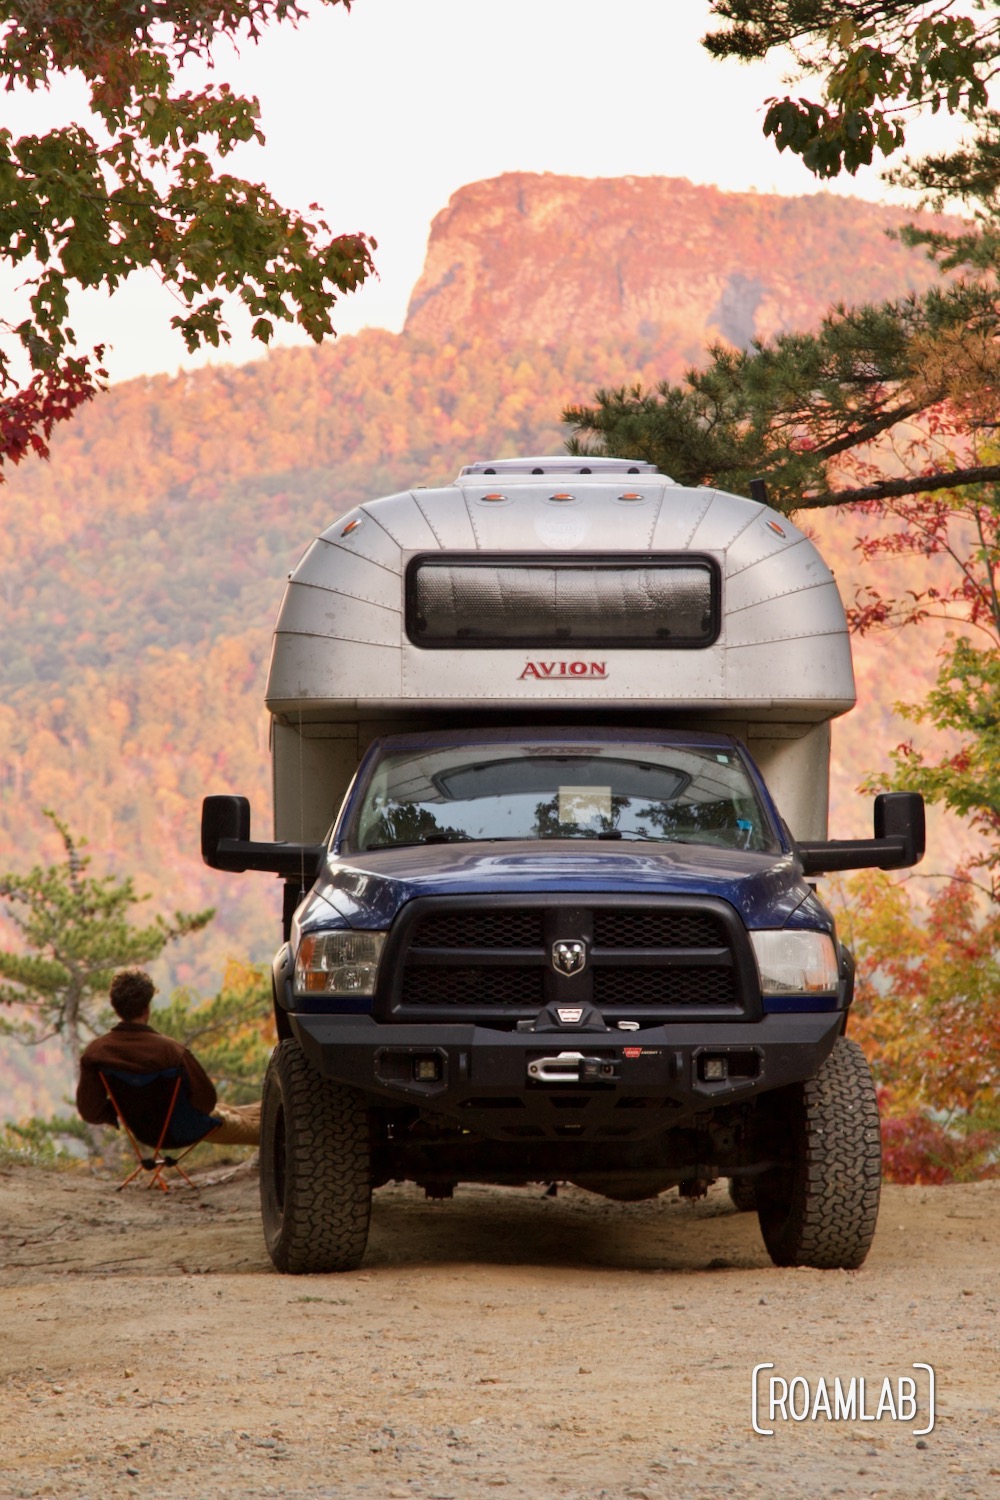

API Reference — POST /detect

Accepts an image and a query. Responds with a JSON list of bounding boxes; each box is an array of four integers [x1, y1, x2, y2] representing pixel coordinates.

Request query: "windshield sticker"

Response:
[[558, 786, 612, 825]]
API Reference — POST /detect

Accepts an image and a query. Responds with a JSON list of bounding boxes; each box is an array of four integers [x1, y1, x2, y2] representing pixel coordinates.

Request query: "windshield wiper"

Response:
[[363, 832, 708, 850], [363, 834, 535, 850], [595, 830, 699, 843], [364, 834, 467, 850]]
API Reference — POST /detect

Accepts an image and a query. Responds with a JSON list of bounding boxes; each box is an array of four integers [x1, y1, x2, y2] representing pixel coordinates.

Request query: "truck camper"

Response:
[[202, 456, 924, 1274]]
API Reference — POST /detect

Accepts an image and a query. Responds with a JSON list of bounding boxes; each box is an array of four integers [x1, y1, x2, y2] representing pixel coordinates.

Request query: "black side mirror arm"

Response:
[[201, 795, 325, 881], [796, 792, 926, 876]]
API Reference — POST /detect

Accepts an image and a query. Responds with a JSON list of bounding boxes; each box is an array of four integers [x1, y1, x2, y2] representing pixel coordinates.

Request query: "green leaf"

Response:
[[0, 0, 371, 478]]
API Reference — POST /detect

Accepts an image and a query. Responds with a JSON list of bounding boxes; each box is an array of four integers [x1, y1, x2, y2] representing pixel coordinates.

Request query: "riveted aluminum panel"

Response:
[[408, 487, 479, 550], [454, 480, 670, 555], [726, 637, 855, 707], [457, 487, 583, 553], [268, 634, 401, 708], [726, 508, 812, 576], [291, 538, 401, 611], [399, 643, 726, 702], [354, 491, 441, 552], [318, 503, 406, 571], [687, 489, 764, 552], [724, 535, 834, 612], [274, 581, 400, 648], [649, 486, 717, 550], [723, 580, 851, 650]]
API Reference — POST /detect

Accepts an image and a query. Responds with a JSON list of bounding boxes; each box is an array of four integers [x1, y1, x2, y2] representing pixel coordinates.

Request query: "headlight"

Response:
[[295, 931, 387, 995], [750, 930, 839, 995]]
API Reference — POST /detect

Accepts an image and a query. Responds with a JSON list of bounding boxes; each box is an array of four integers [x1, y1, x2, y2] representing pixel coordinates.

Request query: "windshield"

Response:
[[349, 741, 778, 853]]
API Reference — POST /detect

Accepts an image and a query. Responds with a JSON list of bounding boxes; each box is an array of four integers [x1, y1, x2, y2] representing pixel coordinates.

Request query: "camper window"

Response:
[[405, 555, 719, 648]]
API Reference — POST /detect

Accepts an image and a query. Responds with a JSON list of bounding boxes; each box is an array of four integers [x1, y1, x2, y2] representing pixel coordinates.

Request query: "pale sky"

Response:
[[0, 0, 964, 384]]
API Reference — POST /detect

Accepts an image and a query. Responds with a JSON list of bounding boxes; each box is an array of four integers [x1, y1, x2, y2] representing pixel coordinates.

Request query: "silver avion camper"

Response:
[[203, 457, 924, 1274], [267, 458, 851, 844]]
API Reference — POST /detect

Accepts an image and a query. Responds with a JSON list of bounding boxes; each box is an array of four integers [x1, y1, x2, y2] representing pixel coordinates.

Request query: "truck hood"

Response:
[[303, 840, 821, 932]]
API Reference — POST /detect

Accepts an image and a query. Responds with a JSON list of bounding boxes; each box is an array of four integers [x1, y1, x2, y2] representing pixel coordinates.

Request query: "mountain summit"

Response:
[[405, 172, 944, 357]]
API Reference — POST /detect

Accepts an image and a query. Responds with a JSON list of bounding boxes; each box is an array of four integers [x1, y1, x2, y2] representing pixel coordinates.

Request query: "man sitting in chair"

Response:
[[76, 969, 261, 1146]]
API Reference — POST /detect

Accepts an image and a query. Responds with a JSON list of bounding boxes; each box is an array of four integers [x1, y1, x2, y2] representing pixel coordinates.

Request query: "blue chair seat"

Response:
[[101, 1066, 220, 1149]]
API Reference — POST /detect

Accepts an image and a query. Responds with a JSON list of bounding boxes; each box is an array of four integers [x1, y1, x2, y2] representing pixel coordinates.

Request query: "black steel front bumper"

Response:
[[289, 1011, 844, 1142]]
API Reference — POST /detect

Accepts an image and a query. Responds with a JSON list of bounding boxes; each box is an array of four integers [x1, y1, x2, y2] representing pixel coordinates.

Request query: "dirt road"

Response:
[[1, 1164, 997, 1499]]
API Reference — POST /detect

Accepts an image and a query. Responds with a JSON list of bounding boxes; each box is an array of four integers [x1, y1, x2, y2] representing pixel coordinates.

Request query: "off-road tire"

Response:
[[756, 1037, 881, 1270], [260, 1039, 372, 1274], [728, 1176, 757, 1213]]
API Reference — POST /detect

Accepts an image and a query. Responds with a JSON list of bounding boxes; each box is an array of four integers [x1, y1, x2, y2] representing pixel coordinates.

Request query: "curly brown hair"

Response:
[[109, 969, 155, 1021]]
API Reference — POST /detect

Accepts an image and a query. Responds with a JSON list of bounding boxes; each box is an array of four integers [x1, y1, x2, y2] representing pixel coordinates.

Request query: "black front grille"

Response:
[[593, 909, 724, 949], [402, 968, 545, 1008], [410, 910, 545, 949], [387, 897, 755, 1025], [592, 967, 737, 1008]]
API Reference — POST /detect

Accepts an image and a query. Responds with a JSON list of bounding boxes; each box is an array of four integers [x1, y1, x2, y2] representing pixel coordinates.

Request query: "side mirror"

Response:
[[201, 795, 325, 880], [797, 792, 925, 876], [873, 791, 926, 869], [201, 795, 251, 865]]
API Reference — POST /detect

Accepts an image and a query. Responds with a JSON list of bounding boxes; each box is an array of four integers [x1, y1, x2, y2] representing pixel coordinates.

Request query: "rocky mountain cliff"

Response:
[[406, 172, 945, 361]]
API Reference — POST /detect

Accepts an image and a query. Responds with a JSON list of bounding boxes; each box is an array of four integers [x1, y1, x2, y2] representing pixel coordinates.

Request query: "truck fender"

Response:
[[272, 944, 295, 1041]]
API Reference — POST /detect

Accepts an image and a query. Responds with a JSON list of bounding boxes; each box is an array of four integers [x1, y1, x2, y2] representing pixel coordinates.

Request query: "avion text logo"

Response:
[[518, 661, 608, 681]]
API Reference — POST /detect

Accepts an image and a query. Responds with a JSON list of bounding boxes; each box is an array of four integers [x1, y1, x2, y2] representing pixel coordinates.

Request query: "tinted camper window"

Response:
[[406, 555, 719, 649]]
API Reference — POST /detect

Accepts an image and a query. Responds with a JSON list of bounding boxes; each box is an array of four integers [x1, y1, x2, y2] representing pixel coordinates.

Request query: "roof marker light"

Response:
[[766, 519, 787, 537], [481, 492, 507, 503], [549, 492, 576, 503], [341, 517, 364, 537], [618, 491, 644, 502]]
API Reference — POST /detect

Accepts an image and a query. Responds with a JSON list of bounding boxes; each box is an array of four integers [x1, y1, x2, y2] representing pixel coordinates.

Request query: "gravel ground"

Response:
[[1, 1164, 997, 1499]]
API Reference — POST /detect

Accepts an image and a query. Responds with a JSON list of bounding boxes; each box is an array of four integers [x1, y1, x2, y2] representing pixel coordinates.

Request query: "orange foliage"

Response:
[[831, 871, 1000, 1181]]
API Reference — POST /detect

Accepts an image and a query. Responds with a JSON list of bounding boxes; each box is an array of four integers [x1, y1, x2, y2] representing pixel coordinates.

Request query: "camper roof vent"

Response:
[[459, 456, 665, 479]]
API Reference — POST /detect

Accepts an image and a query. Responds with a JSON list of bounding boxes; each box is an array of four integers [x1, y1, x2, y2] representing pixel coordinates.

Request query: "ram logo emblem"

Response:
[[552, 939, 586, 977]]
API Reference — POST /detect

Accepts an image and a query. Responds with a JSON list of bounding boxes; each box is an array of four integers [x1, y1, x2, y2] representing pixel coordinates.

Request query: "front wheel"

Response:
[[728, 1176, 757, 1213], [756, 1037, 881, 1270], [260, 1039, 372, 1274]]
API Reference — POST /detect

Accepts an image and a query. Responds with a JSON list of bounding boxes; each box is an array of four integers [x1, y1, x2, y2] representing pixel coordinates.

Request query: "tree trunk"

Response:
[[64, 983, 104, 1158]]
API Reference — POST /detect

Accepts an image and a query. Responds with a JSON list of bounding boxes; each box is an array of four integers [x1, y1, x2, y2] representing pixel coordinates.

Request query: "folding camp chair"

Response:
[[98, 1067, 220, 1192]]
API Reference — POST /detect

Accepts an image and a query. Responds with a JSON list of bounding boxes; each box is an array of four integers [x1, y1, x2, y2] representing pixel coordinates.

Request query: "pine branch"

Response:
[[808, 397, 931, 464], [796, 463, 1000, 509]]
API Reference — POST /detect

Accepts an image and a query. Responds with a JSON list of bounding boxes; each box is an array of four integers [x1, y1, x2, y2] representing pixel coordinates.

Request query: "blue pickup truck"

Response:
[[202, 458, 923, 1273]]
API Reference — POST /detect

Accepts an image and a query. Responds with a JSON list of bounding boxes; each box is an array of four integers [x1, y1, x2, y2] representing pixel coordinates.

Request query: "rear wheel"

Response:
[[260, 1039, 372, 1274], [756, 1037, 881, 1269]]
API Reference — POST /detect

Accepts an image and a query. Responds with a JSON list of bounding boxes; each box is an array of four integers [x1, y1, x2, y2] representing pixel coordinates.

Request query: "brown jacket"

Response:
[[76, 1022, 218, 1129]]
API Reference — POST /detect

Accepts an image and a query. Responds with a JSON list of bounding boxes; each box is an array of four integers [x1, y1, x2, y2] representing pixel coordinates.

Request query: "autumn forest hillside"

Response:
[[0, 174, 965, 1114]]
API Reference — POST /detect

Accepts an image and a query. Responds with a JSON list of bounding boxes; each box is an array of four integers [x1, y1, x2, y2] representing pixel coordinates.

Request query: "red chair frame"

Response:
[[99, 1070, 202, 1192]]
